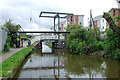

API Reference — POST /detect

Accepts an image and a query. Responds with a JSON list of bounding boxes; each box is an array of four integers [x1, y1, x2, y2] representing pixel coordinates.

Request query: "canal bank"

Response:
[[0, 46, 34, 79], [13, 43, 120, 79]]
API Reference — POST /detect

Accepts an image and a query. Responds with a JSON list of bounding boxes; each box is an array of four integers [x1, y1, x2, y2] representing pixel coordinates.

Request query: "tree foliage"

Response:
[[103, 28, 120, 59], [4, 20, 20, 32], [4, 20, 20, 47], [65, 25, 103, 54], [103, 11, 120, 59]]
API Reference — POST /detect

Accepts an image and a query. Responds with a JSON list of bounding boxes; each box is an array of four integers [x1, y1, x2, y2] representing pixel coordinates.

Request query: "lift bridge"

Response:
[[11, 11, 74, 48]]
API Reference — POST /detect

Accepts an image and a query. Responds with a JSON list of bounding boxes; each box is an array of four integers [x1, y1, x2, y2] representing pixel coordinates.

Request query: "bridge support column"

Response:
[[52, 42, 55, 49], [39, 41, 42, 49]]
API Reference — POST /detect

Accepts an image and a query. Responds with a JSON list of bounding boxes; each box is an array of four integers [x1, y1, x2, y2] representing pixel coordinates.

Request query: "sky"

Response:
[[0, 0, 118, 31]]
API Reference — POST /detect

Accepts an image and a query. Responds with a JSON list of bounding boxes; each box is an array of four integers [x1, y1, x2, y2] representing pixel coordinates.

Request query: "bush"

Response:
[[4, 43, 10, 52], [3, 35, 11, 52], [97, 42, 104, 50], [65, 25, 101, 54], [103, 29, 120, 59]]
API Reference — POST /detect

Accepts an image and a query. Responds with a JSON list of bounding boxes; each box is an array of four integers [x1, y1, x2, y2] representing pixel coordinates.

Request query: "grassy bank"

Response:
[[46, 42, 52, 48], [0, 46, 34, 78]]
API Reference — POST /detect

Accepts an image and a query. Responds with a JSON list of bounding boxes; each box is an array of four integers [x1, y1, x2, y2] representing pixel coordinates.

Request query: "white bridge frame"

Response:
[[31, 34, 65, 45]]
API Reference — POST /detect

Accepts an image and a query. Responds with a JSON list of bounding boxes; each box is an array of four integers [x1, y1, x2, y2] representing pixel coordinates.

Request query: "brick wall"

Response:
[[110, 8, 120, 25]]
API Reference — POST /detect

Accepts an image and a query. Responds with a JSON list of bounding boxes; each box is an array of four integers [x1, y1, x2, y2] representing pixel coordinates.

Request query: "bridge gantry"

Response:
[[10, 11, 74, 48]]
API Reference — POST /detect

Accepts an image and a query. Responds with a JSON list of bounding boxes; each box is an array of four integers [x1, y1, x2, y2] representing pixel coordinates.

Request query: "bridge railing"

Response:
[[31, 34, 65, 45]]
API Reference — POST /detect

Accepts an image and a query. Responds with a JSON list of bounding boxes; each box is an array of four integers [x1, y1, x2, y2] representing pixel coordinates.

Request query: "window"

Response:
[[113, 9, 116, 16], [75, 17, 77, 21], [80, 22, 81, 25], [102, 19, 104, 22]]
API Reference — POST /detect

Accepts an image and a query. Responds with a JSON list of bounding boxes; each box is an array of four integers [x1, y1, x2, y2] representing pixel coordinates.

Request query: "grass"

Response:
[[0, 53, 3, 55], [0, 46, 34, 78], [46, 42, 52, 48]]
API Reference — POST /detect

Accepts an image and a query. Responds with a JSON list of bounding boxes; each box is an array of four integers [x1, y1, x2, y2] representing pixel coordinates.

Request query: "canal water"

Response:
[[16, 43, 120, 79]]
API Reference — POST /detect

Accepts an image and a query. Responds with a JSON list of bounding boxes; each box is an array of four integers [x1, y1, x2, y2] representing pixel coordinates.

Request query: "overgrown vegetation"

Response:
[[0, 46, 34, 77], [4, 20, 20, 48], [103, 28, 120, 59], [102, 11, 120, 60], [3, 35, 11, 52], [65, 11, 120, 60], [1, 20, 20, 53], [65, 25, 104, 54]]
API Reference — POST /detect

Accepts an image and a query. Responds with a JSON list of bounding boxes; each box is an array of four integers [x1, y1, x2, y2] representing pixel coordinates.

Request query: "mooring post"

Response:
[[58, 14, 60, 40]]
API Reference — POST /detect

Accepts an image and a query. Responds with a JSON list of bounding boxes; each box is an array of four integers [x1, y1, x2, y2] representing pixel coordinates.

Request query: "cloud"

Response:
[[0, 0, 62, 31], [0, 0, 118, 29]]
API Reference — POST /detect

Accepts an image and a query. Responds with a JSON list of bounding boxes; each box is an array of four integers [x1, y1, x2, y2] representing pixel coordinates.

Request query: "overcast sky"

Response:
[[0, 0, 118, 31]]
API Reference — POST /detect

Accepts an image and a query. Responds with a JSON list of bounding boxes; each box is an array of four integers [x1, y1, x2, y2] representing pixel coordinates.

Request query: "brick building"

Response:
[[67, 15, 84, 26], [53, 15, 84, 32], [108, 8, 120, 25]]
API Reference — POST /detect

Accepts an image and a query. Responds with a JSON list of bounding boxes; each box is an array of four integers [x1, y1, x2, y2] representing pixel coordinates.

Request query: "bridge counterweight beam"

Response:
[[58, 14, 60, 40], [54, 18, 56, 32]]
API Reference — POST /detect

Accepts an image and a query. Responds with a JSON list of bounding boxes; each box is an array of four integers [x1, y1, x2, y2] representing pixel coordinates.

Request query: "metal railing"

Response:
[[31, 35, 65, 45]]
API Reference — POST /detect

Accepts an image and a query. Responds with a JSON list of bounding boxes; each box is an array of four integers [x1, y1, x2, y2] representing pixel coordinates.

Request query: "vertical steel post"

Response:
[[58, 14, 60, 40], [17, 32, 20, 48], [54, 18, 56, 32]]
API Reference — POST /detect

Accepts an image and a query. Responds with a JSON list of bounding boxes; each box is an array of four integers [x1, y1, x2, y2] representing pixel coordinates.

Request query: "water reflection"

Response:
[[17, 44, 120, 79], [64, 54, 119, 78], [42, 42, 52, 53]]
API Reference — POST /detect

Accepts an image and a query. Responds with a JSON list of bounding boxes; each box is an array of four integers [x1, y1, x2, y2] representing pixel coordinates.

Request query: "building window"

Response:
[[75, 17, 77, 21], [113, 9, 116, 16], [102, 19, 104, 22], [80, 22, 81, 25]]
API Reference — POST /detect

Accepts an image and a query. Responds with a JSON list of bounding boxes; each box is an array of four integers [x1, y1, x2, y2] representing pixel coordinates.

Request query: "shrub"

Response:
[[65, 25, 100, 54], [4, 43, 10, 52], [103, 29, 120, 59], [3, 35, 11, 52]]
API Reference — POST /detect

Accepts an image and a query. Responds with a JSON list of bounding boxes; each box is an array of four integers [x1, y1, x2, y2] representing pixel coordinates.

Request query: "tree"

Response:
[[103, 13, 120, 34], [4, 20, 20, 47], [4, 20, 20, 32]]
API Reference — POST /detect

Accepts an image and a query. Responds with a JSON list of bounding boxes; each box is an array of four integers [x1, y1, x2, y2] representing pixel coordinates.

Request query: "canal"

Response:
[[16, 43, 120, 79]]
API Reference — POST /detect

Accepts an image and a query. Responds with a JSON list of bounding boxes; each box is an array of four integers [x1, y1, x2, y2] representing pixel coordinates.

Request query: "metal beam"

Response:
[[54, 18, 56, 31], [39, 16, 67, 18], [54, 14, 59, 19], [40, 11, 74, 15], [11, 31, 70, 34], [58, 14, 60, 40]]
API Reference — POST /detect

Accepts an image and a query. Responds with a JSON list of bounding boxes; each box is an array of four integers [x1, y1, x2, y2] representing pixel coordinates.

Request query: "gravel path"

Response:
[[0, 41, 28, 63]]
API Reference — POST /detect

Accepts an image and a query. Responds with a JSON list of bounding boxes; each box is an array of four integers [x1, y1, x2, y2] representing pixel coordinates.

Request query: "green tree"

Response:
[[4, 20, 20, 47], [65, 25, 103, 54]]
